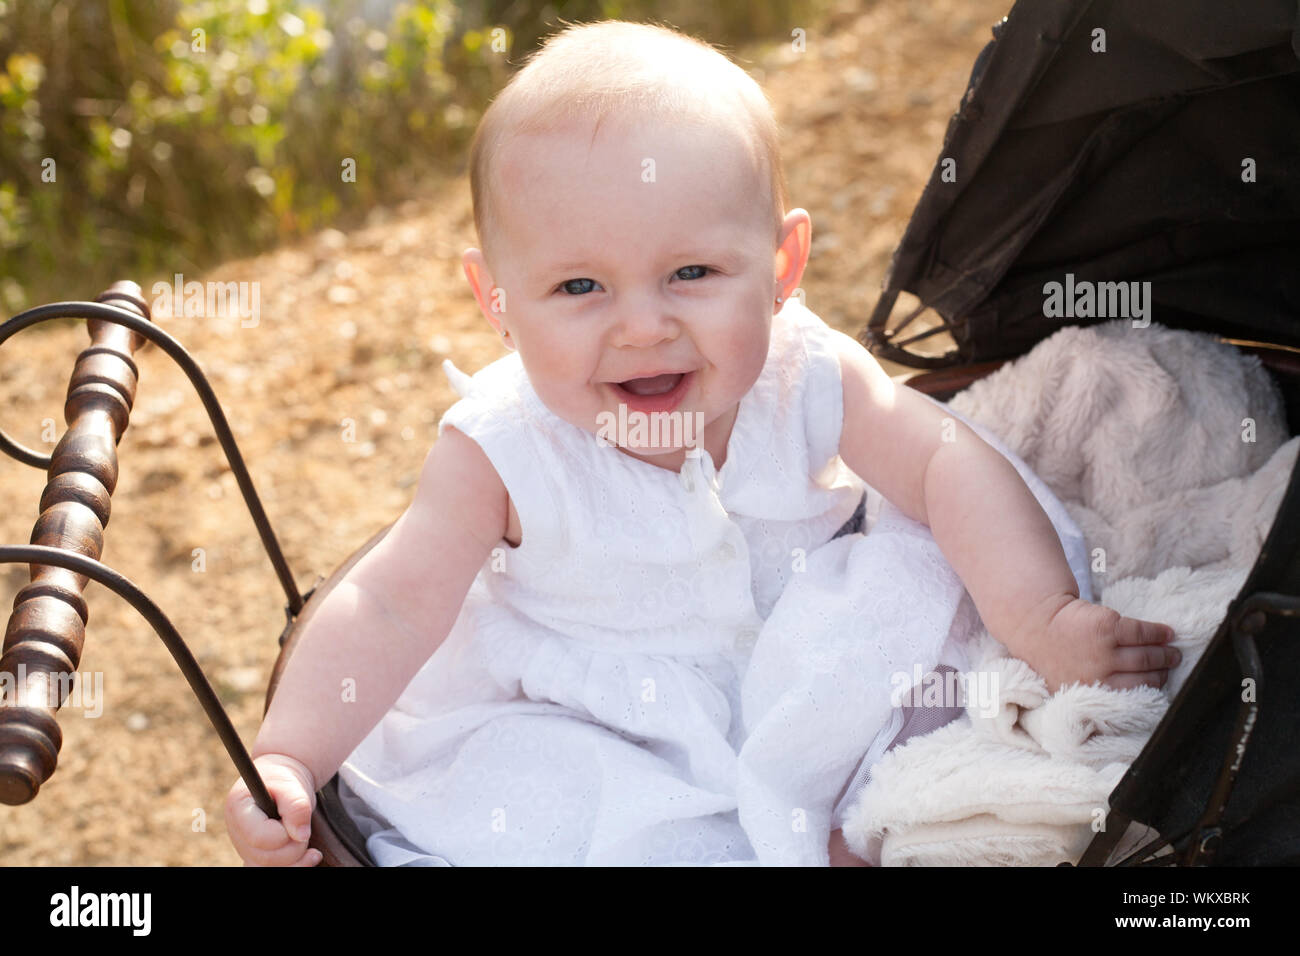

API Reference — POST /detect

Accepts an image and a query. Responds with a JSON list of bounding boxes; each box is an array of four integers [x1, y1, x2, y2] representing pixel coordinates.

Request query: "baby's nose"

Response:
[[611, 301, 679, 346]]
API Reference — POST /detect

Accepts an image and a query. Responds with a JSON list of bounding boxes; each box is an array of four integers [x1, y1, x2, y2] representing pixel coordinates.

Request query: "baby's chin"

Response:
[[587, 403, 710, 450], [594, 435, 694, 455], [588, 424, 703, 461], [604, 441, 698, 472]]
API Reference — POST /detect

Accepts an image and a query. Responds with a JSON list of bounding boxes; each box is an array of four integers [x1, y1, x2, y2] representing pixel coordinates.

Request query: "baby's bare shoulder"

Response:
[[830, 332, 952, 525], [415, 425, 509, 543], [345, 425, 508, 626], [404, 424, 509, 558]]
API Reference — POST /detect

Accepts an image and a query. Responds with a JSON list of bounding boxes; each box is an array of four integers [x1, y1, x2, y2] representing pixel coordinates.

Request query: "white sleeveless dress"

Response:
[[335, 299, 1092, 865]]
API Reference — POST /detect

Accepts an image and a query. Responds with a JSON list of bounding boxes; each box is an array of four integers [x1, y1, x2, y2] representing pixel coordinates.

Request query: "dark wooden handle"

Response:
[[0, 281, 150, 805]]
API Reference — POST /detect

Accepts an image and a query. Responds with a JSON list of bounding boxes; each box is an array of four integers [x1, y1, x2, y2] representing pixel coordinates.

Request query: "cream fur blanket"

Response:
[[840, 320, 1298, 866]]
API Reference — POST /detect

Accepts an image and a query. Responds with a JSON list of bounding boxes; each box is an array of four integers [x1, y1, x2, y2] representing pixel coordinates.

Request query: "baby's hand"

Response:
[[1010, 594, 1181, 694], [225, 753, 322, 867]]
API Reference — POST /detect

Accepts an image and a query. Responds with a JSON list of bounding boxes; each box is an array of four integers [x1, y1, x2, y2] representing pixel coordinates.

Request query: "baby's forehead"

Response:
[[495, 124, 765, 231], [495, 108, 762, 184], [479, 90, 777, 261]]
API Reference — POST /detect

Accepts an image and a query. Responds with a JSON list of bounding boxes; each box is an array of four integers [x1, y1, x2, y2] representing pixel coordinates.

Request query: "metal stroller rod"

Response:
[[0, 545, 279, 820], [0, 289, 304, 613], [0, 281, 294, 816]]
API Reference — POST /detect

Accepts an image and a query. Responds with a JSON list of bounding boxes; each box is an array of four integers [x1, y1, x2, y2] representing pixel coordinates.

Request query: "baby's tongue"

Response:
[[621, 373, 682, 396]]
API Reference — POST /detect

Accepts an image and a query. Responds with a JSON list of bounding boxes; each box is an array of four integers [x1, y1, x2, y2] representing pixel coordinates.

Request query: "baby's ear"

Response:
[[774, 209, 812, 300], [462, 249, 497, 318]]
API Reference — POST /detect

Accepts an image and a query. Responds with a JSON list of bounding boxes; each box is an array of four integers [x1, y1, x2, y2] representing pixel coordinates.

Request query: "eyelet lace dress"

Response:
[[335, 299, 1091, 865]]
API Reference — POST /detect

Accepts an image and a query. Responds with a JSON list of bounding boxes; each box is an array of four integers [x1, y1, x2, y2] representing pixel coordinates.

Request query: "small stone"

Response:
[[316, 228, 348, 252], [845, 67, 878, 93], [869, 185, 898, 216], [221, 666, 264, 693]]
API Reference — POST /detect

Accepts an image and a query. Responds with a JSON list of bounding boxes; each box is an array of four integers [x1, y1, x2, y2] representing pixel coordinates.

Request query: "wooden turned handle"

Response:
[[0, 281, 150, 804]]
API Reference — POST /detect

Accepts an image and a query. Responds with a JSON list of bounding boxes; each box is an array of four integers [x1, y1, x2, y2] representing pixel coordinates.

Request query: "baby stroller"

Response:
[[1, 0, 1298, 866]]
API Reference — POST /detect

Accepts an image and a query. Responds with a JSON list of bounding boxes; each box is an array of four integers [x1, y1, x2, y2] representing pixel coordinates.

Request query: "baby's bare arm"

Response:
[[832, 333, 1071, 641], [832, 335, 1175, 687], [251, 424, 507, 789]]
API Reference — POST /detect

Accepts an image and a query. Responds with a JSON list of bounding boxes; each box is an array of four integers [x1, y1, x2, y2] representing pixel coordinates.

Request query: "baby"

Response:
[[226, 20, 1179, 867]]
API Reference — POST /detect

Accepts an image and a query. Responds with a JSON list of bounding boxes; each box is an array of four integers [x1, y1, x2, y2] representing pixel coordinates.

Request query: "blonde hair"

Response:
[[469, 20, 789, 264]]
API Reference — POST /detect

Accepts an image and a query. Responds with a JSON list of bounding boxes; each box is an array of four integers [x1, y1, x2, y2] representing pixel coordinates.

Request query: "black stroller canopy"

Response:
[[867, 0, 1300, 368], [862, 0, 1300, 866]]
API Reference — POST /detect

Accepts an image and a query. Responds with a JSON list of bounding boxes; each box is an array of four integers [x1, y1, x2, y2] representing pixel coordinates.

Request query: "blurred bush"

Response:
[[0, 0, 822, 312]]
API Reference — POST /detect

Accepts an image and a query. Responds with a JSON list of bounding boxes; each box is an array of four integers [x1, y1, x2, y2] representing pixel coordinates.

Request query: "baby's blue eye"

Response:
[[676, 265, 709, 280], [561, 278, 598, 295]]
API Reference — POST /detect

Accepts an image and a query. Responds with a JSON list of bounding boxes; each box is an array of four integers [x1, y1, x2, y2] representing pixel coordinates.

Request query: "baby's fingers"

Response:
[[1112, 615, 1177, 648], [268, 781, 315, 844], [254, 839, 320, 867], [1111, 642, 1181, 676], [243, 841, 321, 867], [227, 786, 297, 852], [228, 790, 317, 866], [1101, 669, 1169, 691]]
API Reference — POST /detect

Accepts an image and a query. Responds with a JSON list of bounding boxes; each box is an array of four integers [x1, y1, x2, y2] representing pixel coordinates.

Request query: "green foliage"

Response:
[[0, 0, 822, 312]]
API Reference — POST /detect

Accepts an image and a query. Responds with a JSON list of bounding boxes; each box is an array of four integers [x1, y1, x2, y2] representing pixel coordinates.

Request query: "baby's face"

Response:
[[464, 112, 806, 472]]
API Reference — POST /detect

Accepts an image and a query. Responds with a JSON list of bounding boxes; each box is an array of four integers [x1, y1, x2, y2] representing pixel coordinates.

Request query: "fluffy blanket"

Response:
[[840, 320, 1298, 866]]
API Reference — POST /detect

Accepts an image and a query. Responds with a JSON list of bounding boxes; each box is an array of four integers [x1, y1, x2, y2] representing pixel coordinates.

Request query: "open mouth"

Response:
[[617, 372, 686, 396], [607, 371, 694, 412]]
